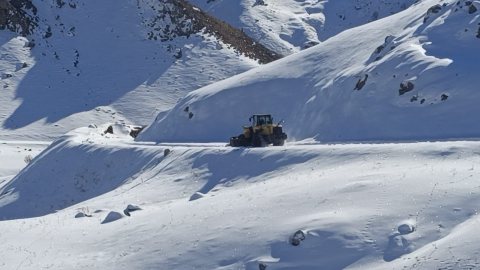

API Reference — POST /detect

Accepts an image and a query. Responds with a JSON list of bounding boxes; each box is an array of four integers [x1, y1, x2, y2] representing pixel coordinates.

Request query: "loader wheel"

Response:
[[238, 134, 248, 146], [230, 137, 240, 147]]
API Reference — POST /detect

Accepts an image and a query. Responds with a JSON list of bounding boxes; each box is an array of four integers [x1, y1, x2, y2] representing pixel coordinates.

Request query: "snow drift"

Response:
[[139, 0, 480, 144]]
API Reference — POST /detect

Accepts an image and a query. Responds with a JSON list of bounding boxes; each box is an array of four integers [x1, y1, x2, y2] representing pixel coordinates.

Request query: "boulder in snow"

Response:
[[399, 81, 414, 95], [105, 125, 113, 134], [397, 220, 416, 235], [75, 212, 92, 218], [291, 230, 306, 246]]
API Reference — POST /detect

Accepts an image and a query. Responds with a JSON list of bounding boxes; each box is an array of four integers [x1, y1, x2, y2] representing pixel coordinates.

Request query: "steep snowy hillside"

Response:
[[0, 0, 277, 141], [189, 0, 417, 55], [2, 126, 480, 269], [140, 0, 480, 144]]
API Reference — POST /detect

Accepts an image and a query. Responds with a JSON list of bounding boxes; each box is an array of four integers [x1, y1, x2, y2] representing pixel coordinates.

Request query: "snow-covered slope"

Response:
[[2, 126, 480, 269], [140, 0, 480, 144], [0, 0, 271, 141], [189, 0, 417, 55]]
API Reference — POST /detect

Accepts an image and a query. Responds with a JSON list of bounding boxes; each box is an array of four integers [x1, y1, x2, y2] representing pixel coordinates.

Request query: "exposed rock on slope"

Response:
[[0, 0, 37, 35], [138, 0, 281, 64]]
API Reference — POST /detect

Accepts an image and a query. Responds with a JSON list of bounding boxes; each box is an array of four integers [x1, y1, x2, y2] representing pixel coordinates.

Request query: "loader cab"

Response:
[[250, 114, 272, 126]]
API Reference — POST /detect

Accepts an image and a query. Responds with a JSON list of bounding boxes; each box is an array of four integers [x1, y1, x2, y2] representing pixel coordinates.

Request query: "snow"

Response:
[[140, 0, 480, 144], [0, 0, 258, 142], [0, 141, 49, 182], [2, 126, 480, 268], [189, 0, 416, 55], [2, 0, 480, 269]]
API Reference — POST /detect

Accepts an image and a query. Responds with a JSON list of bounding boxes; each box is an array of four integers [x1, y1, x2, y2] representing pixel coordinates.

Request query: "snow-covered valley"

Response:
[[1, 0, 480, 269], [2, 127, 480, 269]]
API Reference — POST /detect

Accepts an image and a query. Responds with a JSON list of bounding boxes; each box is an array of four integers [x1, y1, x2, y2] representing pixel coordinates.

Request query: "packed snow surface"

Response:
[[140, 0, 480, 144], [1, 126, 480, 269]]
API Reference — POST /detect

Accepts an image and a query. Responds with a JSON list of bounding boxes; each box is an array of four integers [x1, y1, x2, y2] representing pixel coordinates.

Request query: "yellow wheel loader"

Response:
[[230, 114, 287, 147]]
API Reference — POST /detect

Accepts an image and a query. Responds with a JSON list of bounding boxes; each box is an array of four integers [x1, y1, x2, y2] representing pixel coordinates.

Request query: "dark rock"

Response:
[[56, 0, 65, 8], [420, 98, 426, 104], [441, 94, 449, 101], [69, 2, 76, 9], [184, 106, 189, 113], [469, 4, 477, 14], [291, 230, 306, 246], [259, 263, 267, 270], [25, 40, 35, 48], [189, 112, 194, 119], [22, 62, 28, 68], [174, 48, 182, 59], [139, 0, 281, 64], [371, 36, 395, 61], [399, 81, 414, 95], [164, 149, 171, 157], [129, 126, 145, 138], [354, 74, 368, 90], [303, 40, 319, 49], [424, 4, 442, 23], [410, 95, 418, 102], [105, 125, 113, 134], [0, 0, 38, 35]]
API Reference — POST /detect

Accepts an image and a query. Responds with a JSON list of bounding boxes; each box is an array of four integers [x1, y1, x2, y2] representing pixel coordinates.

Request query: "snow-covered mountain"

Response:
[[139, 0, 480, 143], [189, 0, 417, 55], [0, 0, 277, 141]]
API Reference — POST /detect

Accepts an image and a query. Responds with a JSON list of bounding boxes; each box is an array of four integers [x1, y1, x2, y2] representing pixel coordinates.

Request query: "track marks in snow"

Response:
[[361, 180, 388, 255]]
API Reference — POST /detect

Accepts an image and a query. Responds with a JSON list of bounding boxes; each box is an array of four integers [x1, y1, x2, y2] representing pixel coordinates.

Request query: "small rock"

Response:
[[129, 126, 145, 138], [441, 94, 449, 101], [174, 48, 182, 59], [25, 40, 35, 48], [184, 106, 189, 113], [69, 2, 76, 8], [164, 149, 171, 157], [398, 221, 416, 234], [105, 125, 113, 134], [22, 62, 28, 68], [189, 112, 194, 119], [399, 81, 414, 95], [354, 75, 368, 90], [259, 263, 268, 270], [410, 95, 418, 102], [291, 230, 306, 246], [127, 204, 142, 211], [75, 212, 92, 218], [56, 0, 65, 8], [469, 4, 477, 14], [424, 4, 442, 23]]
